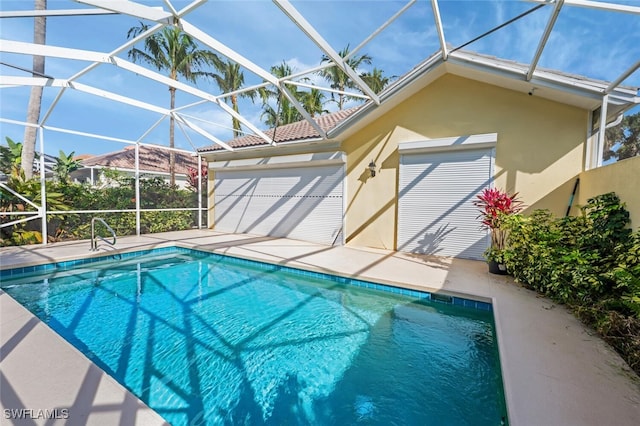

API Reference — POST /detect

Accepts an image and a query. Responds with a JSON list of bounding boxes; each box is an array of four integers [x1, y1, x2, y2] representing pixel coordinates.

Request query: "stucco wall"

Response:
[[342, 74, 588, 250], [578, 156, 640, 230]]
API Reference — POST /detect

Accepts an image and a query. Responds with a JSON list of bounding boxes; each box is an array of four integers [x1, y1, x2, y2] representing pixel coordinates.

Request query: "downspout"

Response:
[[606, 112, 624, 129]]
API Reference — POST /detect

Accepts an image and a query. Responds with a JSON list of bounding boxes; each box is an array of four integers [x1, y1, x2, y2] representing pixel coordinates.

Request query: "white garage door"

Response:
[[214, 163, 344, 245], [398, 139, 494, 260]]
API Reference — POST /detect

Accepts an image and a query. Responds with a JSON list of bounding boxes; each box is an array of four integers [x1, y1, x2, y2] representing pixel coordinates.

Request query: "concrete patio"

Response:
[[1, 229, 639, 425]]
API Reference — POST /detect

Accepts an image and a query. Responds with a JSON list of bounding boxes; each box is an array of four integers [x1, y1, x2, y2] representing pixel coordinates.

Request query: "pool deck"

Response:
[[1, 229, 639, 425]]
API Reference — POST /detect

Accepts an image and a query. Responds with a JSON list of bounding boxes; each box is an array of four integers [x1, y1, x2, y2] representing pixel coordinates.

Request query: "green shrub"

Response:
[[2, 176, 200, 246], [141, 210, 193, 233], [0, 172, 70, 246], [503, 192, 640, 375], [504, 193, 636, 306]]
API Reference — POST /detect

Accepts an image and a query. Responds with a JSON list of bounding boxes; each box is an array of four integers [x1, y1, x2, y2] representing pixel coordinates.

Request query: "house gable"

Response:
[[342, 73, 587, 250]]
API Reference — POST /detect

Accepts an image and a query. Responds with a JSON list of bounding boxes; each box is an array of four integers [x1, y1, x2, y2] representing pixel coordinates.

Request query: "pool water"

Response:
[[1, 249, 507, 425]]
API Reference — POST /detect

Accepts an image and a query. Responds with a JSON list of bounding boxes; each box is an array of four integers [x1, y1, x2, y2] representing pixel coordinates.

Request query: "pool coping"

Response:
[[1, 230, 639, 425], [1, 244, 494, 311]]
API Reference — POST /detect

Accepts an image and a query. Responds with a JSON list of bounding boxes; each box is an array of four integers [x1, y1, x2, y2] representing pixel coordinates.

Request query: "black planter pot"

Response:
[[488, 260, 508, 275]]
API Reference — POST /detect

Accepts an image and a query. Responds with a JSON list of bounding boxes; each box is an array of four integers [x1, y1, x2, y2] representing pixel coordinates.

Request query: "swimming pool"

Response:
[[1, 247, 508, 425]]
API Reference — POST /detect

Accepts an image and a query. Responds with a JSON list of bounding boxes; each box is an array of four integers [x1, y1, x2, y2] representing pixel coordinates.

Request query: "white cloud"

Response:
[[281, 57, 325, 85]]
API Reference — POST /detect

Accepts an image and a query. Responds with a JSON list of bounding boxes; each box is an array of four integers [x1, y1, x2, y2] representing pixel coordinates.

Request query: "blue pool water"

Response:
[[1, 248, 507, 425]]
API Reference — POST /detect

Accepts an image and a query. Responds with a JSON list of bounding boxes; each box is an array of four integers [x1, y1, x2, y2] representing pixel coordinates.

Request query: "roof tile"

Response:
[[198, 106, 361, 152], [81, 145, 198, 174]]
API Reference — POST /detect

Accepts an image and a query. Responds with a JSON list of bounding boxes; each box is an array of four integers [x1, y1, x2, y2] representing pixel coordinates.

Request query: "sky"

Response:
[[0, 0, 639, 158]]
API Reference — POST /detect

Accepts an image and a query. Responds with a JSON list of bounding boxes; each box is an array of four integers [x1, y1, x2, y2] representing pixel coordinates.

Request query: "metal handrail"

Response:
[[90, 217, 117, 251]]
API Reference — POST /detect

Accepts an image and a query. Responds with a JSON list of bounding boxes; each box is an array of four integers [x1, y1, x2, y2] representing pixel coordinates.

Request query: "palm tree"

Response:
[[211, 59, 254, 138], [259, 62, 303, 127], [127, 22, 218, 186], [319, 45, 372, 110], [360, 67, 392, 95], [260, 103, 289, 128], [21, 0, 47, 180], [301, 88, 328, 118], [260, 91, 302, 127]]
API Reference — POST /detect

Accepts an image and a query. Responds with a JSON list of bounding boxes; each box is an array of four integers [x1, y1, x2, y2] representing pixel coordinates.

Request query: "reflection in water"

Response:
[[2, 251, 506, 425]]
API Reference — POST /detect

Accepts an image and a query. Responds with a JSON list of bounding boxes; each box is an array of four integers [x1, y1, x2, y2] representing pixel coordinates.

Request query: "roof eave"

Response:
[[200, 137, 340, 160], [450, 51, 637, 98], [449, 51, 639, 119], [328, 49, 638, 139]]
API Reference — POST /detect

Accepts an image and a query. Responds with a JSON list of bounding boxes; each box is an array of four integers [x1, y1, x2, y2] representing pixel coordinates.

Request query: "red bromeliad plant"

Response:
[[187, 165, 208, 191], [474, 188, 523, 254]]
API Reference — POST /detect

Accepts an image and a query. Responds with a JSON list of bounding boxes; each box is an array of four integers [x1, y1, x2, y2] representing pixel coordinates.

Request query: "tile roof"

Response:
[[198, 106, 361, 153], [81, 145, 198, 175]]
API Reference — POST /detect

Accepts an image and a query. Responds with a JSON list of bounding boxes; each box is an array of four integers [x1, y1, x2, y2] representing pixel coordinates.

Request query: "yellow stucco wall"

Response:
[[343, 74, 588, 250], [578, 156, 640, 230]]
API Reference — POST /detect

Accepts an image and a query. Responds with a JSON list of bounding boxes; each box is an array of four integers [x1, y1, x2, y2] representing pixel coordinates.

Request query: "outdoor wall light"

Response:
[[368, 160, 376, 178]]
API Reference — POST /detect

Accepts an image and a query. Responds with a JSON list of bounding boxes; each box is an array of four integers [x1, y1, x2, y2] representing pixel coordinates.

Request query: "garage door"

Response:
[[397, 136, 495, 260], [213, 162, 344, 245]]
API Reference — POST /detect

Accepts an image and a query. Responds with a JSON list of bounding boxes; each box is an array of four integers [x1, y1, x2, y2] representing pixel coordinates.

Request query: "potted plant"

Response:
[[473, 187, 523, 274]]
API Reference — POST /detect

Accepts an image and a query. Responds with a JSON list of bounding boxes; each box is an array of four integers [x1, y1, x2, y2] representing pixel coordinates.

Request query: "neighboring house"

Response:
[[36, 153, 58, 177], [198, 50, 639, 260], [74, 145, 200, 189]]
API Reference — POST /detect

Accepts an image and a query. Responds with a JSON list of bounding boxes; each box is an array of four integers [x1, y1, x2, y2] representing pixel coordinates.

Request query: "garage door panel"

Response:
[[214, 165, 344, 245], [398, 148, 492, 260], [281, 197, 343, 243], [399, 214, 488, 259], [213, 194, 251, 233], [213, 175, 259, 197]]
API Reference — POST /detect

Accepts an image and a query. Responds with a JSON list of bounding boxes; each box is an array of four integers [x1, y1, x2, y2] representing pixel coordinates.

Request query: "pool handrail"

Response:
[[90, 217, 117, 251]]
